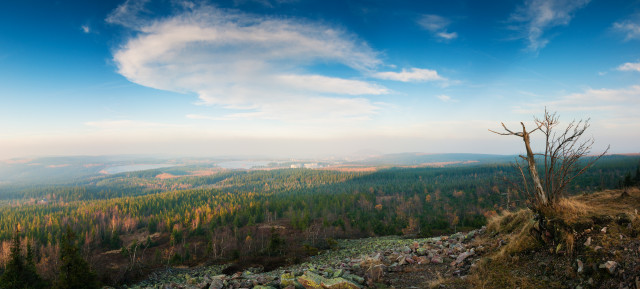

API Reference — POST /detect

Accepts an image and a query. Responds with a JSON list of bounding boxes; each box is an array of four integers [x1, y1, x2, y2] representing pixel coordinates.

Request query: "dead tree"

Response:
[[490, 109, 609, 209]]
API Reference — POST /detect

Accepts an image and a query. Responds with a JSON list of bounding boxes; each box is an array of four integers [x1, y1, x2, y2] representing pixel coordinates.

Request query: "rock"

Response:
[[365, 264, 385, 283], [431, 256, 443, 264], [298, 272, 326, 289], [342, 274, 364, 285], [252, 286, 276, 289], [584, 237, 591, 246], [209, 278, 224, 289], [417, 256, 429, 264], [401, 246, 412, 254], [416, 247, 427, 256], [321, 278, 362, 289], [455, 250, 474, 265], [601, 227, 607, 234], [332, 269, 344, 278], [281, 273, 297, 288], [576, 259, 584, 273], [602, 261, 617, 274], [405, 257, 415, 264]]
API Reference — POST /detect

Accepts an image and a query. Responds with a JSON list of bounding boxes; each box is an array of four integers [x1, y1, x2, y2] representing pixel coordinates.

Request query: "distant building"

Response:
[[304, 163, 319, 168], [290, 164, 302, 168]]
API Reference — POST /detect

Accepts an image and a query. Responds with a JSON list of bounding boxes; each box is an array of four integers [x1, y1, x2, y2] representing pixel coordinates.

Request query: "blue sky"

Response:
[[0, 0, 639, 159]]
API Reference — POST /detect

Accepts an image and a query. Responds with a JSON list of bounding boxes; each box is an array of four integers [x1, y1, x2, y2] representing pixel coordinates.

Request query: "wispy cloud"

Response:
[[513, 85, 640, 117], [110, 2, 387, 122], [617, 62, 640, 72], [613, 18, 640, 41], [509, 0, 590, 52], [81, 25, 91, 33], [373, 68, 446, 82], [436, 94, 458, 102], [417, 14, 458, 41]]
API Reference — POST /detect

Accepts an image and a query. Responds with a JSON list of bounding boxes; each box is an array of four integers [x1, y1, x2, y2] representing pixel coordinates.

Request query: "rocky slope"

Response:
[[122, 229, 483, 289]]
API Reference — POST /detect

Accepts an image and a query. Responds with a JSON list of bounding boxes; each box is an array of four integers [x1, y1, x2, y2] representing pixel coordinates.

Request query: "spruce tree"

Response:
[[54, 225, 100, 289], [0, 227, 46, 289]]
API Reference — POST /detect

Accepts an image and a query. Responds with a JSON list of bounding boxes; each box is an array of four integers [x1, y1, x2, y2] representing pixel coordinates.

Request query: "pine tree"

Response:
[[54, 225, 100, 289], [0, 227, 46, 289]]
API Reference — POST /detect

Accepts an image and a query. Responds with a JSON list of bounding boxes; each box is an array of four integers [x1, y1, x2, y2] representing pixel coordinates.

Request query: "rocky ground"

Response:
[[121, 229, 484, 289]]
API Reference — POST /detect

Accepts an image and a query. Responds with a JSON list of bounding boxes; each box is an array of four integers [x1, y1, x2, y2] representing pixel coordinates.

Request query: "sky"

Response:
[[0, 0, 639, 159]]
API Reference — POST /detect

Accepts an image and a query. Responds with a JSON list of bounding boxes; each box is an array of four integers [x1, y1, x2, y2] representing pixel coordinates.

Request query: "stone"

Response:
[[321, 277, 362, 289], [209, 278, 224, 289], [431, 256, 443, 264], [416, 247, 427, 256], [365, 264, 385, 283], [455, 251, 474, 265], [298, 272, 326, 289], [576, 259, 584, 273], [584, 237, 591, 246], [342, 274, 364, 284], [252, 286, 276, 289], [601, 227, 607, 234], [281, 273, 297, 288], [417, 256, 429, 264], [603, 261, 617, 274]]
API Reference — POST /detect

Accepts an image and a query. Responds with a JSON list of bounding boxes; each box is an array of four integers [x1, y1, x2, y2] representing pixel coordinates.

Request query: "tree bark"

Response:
[[521, 125, 548, 206]]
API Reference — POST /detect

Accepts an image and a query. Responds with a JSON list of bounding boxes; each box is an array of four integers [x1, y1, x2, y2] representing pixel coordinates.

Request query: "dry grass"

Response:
[[463, 187, 640, 288], [486, 209, 539, 258], [425, 272, 445, 289]]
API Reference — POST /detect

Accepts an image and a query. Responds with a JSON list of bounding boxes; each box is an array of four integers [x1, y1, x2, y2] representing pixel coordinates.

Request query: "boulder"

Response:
[[298, 272, 326, 289], [209, 278, 224, 289], [321, 277, 361, 289], [281, 273, 297, 288], [431, 256, 443, 264], [365, 264, 385, 283], [342, 274, 364, 284], [455, 250, 474, 265]]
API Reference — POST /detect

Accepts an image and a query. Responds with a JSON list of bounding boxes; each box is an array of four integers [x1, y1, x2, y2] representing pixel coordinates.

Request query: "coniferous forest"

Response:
[[0, 155, 638, 286]]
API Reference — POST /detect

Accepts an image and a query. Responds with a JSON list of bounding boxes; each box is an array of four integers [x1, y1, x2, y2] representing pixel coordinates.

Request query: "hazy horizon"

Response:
[[1, 0, 638, 160]]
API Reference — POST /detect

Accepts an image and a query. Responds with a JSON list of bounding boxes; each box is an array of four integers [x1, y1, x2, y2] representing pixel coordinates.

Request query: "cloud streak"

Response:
[[509, 0, 590, 52], [617, 62, 640, 72], [110, 2, 390, 122], [417, 14, 458, 41], [373, 68, 446, 82], [613, 19, 640, 41]]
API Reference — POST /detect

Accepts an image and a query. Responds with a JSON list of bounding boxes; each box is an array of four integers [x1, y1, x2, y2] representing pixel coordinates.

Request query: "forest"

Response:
[[0, 154, 638, 285]]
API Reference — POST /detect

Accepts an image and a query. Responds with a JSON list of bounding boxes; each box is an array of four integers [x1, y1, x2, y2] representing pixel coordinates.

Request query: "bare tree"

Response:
[[490, 109, 609, 209]]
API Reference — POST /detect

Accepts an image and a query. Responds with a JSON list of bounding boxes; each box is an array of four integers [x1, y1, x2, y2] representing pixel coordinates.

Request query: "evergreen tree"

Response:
[[0, 227, 46, 289], [54, 226, 100, 289]]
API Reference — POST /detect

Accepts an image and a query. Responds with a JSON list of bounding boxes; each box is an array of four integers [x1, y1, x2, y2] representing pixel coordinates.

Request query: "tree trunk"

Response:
[[522, 131, 548, 206]]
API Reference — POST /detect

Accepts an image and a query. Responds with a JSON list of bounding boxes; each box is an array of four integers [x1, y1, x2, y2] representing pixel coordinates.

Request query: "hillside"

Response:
[[122, 187, 640, 289], [0, 157, 637, 287]]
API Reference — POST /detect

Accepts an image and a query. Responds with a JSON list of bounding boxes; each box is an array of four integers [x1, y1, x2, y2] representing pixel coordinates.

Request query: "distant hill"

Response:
[[351, 152, 514, 166]]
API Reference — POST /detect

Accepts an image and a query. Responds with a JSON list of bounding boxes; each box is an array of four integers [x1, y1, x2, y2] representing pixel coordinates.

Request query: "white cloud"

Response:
[[373, 68, 445, 82], [617, 62, 640, 72], [613, 19, 640, 41], [437, 94, 457, 102], [509, 0, 590, 52], [417, 14, 458, 41], [106, 0, 151, 29], [110, 3, 387, 122], [513, 85, 640, 117], [81, 25, 91, 33]]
